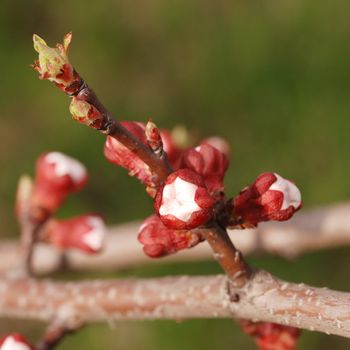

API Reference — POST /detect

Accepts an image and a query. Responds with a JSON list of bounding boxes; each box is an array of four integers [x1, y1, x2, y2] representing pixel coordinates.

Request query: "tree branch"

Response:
[[200, 224, 252, 287], [0, 271, 350, 338], [1, 201, 349, 274], [68, 74, 172, 185]]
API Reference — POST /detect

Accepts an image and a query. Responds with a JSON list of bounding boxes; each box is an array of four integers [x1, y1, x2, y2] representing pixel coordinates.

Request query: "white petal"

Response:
[[82, 217, 106, 251], [159, 177, 201, 222], [269, 173, 301, 210], [1, 337, 31, 350], [45, 152, 87, 184]]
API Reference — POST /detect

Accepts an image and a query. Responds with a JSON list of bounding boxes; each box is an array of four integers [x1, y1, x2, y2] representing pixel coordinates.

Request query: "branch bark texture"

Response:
[[1, 272, 349, 338]]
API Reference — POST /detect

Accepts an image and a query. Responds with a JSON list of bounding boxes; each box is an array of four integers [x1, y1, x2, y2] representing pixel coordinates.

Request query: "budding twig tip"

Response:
[[63, 32, 73, 51], [32, 34, 46, 52], [16, 175, 33, 212]]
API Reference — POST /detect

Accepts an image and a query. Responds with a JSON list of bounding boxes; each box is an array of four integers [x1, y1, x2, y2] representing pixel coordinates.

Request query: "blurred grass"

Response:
[[1, 0, 350, 348]]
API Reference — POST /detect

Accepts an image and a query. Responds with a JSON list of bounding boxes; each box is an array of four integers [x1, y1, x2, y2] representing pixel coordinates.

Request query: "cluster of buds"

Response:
[[241, 322, 301, 350], [31, 152, 88, 216], [232, 172, 302, 227], [154, 169, 214, 230], [0, 334, 32, 350], [20, 152, 106, 255], [138, 214, 202, 257], [103, 122, 230, 254], [32, 33, 81, 95], [31, 34, 307, 350], [45, 215, 106, 254]]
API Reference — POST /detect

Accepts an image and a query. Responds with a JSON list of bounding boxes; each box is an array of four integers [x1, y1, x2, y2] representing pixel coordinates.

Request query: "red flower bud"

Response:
[[159, 129, 183, 168], [180, 143, 229, 193], [145, 120, 163, 153], [202, 136, 231, 158], [46, 215, 106, 254], [0, 334, 33, 350], [32, 152, 88, 215], [241, 322, 300, 350], [233, 172, 302, 227], [104, 121, 155, 187], [154, 169, 214, 230], [138, 214, 203, 258]]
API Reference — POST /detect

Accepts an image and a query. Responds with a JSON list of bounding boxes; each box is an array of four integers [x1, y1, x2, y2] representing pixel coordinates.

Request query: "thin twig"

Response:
[[16, 175, 49, 276], [200, 224, 252, 287], [36, 321, 81, 350], [71, 79, 173, 185]]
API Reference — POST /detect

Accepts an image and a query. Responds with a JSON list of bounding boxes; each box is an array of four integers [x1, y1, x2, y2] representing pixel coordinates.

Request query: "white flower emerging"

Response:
[[82, 217, 106, 251], [159, 177, 201, 222], [1, 337, 30, 350], [45, 152, 87, 183], [269, 173, 301, 210]]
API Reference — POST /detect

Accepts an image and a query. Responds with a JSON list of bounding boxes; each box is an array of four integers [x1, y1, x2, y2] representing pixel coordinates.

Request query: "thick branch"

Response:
[[1, 201, 349, 274], [0, 271, 350, 338]]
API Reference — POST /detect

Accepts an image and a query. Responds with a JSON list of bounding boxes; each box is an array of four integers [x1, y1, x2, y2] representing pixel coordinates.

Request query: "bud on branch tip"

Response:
[[32, 33, 75, 89]]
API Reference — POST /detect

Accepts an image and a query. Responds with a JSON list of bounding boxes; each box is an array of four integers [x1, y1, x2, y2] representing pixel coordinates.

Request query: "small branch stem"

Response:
[[109, 122, 173, 182], [36, 321, 80, 350], [201, 224, 252, 287], [74, 80, 173, 185], [17, 176, 49, 276]]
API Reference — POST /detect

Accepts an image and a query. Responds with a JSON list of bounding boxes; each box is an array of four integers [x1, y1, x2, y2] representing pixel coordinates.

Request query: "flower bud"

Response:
[[180, 143, 229, 193], [202, 136, 231, 158], [69, 97, 103, 129], [233, 172, 302, 227], [0, 334, 33, 350], [33, 33, 77, 92], [104, 121, 155, 186], [46, 215, 106, 254], [138, 214, 202, 258], [241, 322, 300, 350], [160, 129, 183, 168], [145, 120, 163, 154], [154, 169, 214, 230], [32, 152, 88, 215]]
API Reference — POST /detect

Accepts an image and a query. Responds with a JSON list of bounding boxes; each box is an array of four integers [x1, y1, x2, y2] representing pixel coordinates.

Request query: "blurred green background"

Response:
[[1, 0, 350, 348]]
